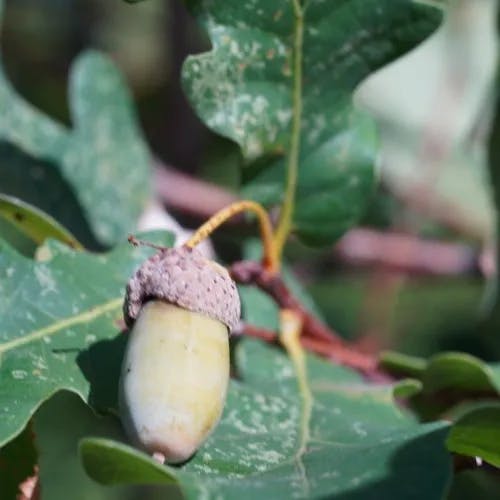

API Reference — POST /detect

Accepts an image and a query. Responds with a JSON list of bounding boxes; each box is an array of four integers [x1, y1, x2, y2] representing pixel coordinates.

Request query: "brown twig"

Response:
[[335, 228, 481, 277], [230, 260, 386, 377], [237, 322, 383, 379], [154, 165, 238, 219], [230, 260, 342, 345], [154, 165, 486, 277]]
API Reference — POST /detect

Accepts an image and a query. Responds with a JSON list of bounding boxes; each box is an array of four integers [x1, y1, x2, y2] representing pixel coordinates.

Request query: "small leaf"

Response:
[[381, 351, 500, 395], [381, 351, 500, 419], [80, 438, 178, 486], [446, 404, 500, 468], [422, 353, 500, 394], [0, 194, 82, 249], [379, 351, 427, 379]]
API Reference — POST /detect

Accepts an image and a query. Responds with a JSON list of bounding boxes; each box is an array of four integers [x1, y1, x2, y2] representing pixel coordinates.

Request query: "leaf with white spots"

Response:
[[80, 339, 452, 499], [0, 231, 174, 447], [182, 0, 442, 245], [0, 0, 151, 246]]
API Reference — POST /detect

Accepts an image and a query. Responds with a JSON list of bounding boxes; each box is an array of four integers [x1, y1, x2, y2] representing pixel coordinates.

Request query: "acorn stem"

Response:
[[127, 235, 167, 251], [184, 200, 279, 273]]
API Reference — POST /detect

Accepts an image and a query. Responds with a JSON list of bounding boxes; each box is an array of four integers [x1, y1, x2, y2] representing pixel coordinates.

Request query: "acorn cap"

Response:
[[124, 246, 240, 331]]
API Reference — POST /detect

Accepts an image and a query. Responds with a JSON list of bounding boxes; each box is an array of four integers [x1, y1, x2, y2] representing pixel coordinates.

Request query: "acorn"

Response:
[[119, 245, 240, 463]]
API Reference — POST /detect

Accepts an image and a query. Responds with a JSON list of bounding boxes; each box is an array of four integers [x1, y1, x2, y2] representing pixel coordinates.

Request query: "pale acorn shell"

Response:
[[119, 301, 229, 463]]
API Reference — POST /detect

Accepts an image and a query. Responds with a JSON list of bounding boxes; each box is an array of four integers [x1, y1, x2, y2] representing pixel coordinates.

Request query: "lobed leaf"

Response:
[[183, 0, 441, 245], [0, 231, 173, 447], [0, 0, 151, 246]]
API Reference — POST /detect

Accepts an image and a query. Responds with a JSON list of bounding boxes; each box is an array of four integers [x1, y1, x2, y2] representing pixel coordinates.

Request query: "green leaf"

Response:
[[421, 353, 500, 395], [0, 194, 82, 249], [0, 0, 151, 246], [81, 338, 452, 499], [381, 351, 500, 396], [446, 404, 500, 468], [379, 351, 427, 379], [0, 231, 174, 447], [182, 0, 441, 245], [380, 351, 500, 419], [80, 438, 177, 486], [34, 391, 183, 500]]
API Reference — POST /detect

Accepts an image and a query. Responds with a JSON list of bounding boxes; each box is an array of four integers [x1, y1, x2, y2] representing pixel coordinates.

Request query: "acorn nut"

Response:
[[119, 246, 240, 463]]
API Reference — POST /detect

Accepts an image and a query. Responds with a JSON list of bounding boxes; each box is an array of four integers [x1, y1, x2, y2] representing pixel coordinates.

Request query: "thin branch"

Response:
[[154, 165, 238, 219], [237, 322, 383, 379], [230, 259, 342, 345], [154, 165, 485, 277], [335, 228, 481, 277], [230, 260, 387, 379]]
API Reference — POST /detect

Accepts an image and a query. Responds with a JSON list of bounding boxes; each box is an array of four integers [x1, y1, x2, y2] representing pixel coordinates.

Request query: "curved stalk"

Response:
[[185, 200, 278, 273], [273, 0, 304, 261]]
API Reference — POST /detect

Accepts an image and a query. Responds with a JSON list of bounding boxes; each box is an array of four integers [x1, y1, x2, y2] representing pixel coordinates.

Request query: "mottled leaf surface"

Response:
[[0, 0, 151, 246], [0, 232, 173, 447], [183, 0, 441, 245], [81, 339, 452, 499]]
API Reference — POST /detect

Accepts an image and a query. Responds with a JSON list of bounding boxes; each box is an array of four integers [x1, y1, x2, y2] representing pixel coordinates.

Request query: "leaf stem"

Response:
[[273, 0, 304, 261]]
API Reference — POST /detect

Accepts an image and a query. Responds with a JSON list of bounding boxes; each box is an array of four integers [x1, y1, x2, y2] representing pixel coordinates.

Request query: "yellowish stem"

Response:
[[273, 0, 304, 261], [184, 200, 278, 273], [280, 308, 311, 495]]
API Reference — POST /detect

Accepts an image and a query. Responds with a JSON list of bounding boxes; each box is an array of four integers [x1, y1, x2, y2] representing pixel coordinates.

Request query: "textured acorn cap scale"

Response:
[[124, 245, 240, 331]]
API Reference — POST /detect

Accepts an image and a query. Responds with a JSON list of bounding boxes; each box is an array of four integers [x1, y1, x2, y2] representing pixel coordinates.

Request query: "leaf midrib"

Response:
[[0, 297, 122, 354]]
